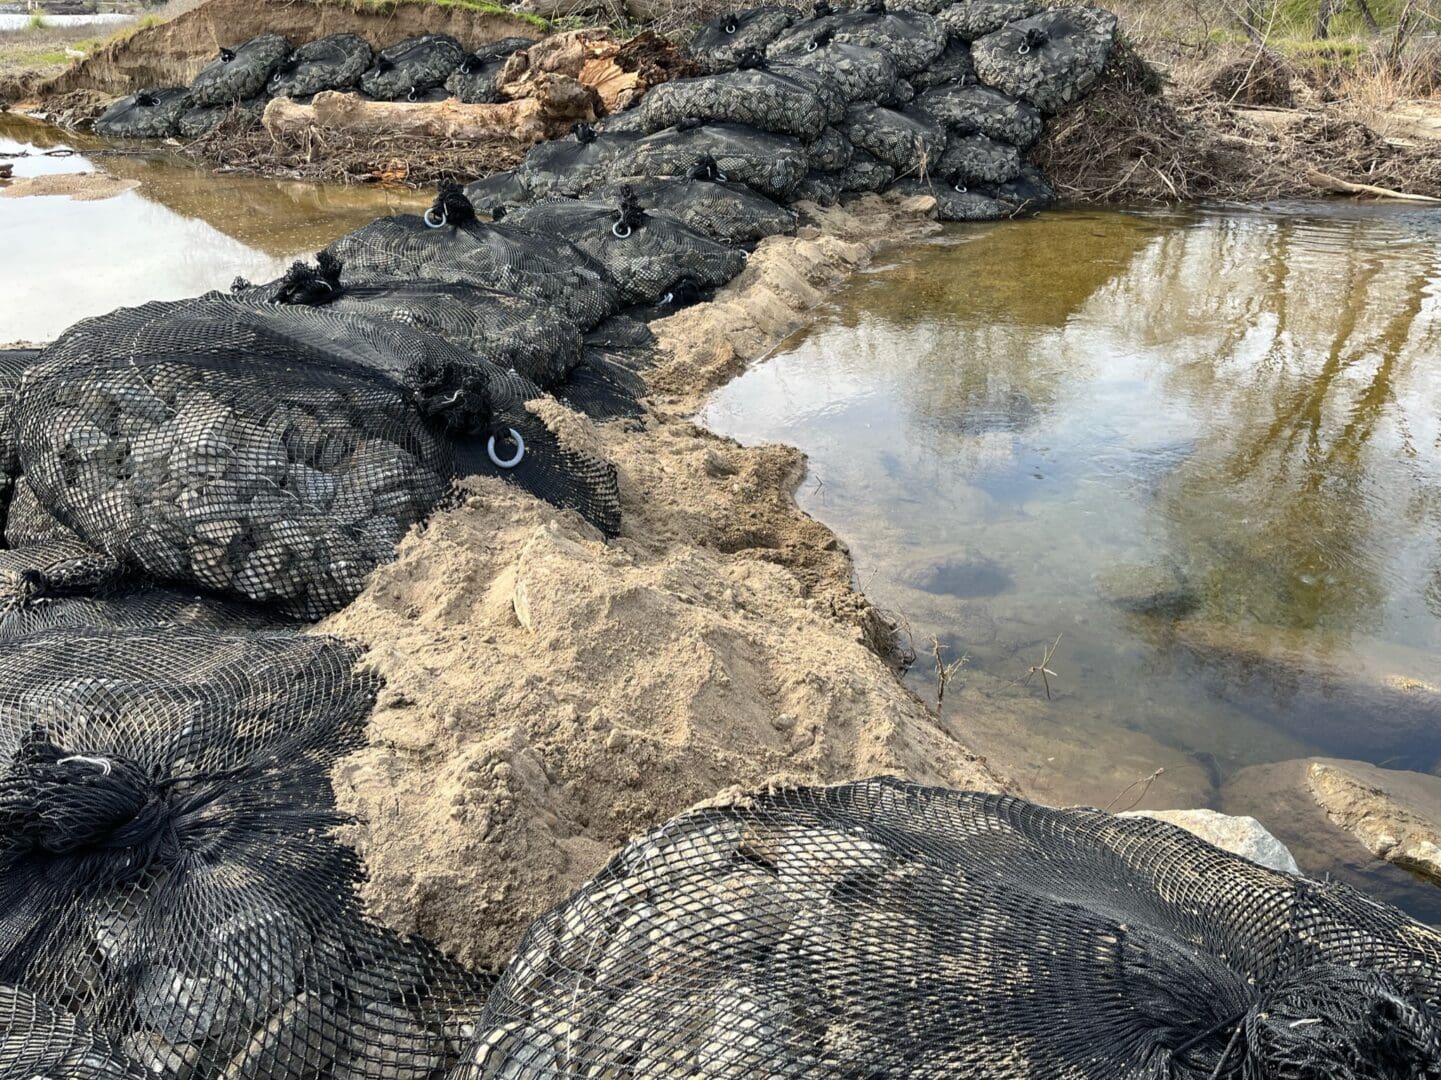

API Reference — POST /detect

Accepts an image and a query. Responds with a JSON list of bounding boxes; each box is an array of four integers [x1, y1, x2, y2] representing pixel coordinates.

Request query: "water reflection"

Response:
[[703, 204, 1441, 916], [0, 115, 426, 342]]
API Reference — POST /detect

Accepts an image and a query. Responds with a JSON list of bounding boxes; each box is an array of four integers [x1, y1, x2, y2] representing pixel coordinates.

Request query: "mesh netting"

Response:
[[445, 37, 535, 103], [835, 148, 895, 192], [92, 89, 189, 140], [688, 6, 800, 68], [462, 169, 539, 216], [600, 167, 797, 245], [914, 80, 1044, 147], [16, 300, 457, 619], [519, 126, 644, 199], [802, 125, 854, 173], [837, 103, 946, 176], [767, 6, 946, 75], [456, 777, 1441, 1079], [880, 75, 916, 106], [794, 170, 845, 206], [779, 37, 898, 108], [186, 35, 291, 108], [0, 539, 122, 614], [505, 190, 747, 306], [0, 349, 34, 495], [936, 130, 1020, 184], [267, 32, 373, 99], [909, 38, 976, 91], [0, 579, 285, 640], [595, 107, 650, 135], [4, 475, 80, 548], [555, 353, 648, 423], [639, 58, 845, 141], [937, 0, 1043, 41], [989, 161, 1057, 213], [0, 628, 494, 1079], [358, 33, 465, 102], [618, 122, 809, 200], [971, 7, 1118, 114], [175, 96, 266, 139], [0, 980, 146, 1079], [893, 175, 1012, 220], [324, 192, 618, 331]]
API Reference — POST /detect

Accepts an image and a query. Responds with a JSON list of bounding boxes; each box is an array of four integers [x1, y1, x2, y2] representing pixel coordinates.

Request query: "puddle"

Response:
[[0, 114, 427, 343], [704, 204, 1441, 918]]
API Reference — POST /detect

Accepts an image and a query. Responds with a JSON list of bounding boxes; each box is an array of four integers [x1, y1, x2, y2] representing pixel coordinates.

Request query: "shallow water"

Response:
[[704, 203, 1441, 917], [0, 114, 427, 343]]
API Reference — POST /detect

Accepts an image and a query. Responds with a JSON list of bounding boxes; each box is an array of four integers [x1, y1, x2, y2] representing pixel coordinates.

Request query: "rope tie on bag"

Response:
[[273, 250, 344, 306], [218, 46, 236, 64], [1019, 28, 1049, 55], [572, 121, 597, 144], [611, 185, 646, 240], [689, 155, 726, 183], [735, 48, 767, 71], [425, 180, 478, 229]]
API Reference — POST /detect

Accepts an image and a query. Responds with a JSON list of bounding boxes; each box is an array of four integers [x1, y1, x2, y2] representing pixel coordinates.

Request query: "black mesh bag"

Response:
[[455, 777, 1441, 1079], [639, 55, 845, 141], [267, 32, 373, 98], [0, 628, 494, 1079], [616, 121, 808, 201], [971, 7, 1118, 114], [879, 75, 915, 105], [0, 539, 123, 618], [914, 80, 1043, 147], [988, 161, 1057, 213], [893, 175, 1012, 220], [600, 165, 797, 245], [92, 89, 189, 140], [937, 0, 1043, 41], [4, 475, 79, 548], [778, 35, 898, 107], [937, 130, 1020, 183], [835, 148, 895, 191], [445, 35, 535, 101], [595, 106, 650, 135], [0, 980, 147, 1079], [803, 125, 853, 173], [688, 5, 800, 68], [505, 190, 748, 307], [519, 124, 643, 199], [579, 316, 658, 376], [175, 96, 266, 139], [555, 347, 649, 423], [186, 35, 291, 108], [837, 102, 946, 176], [0, 579, 286, 640], [794, 170, 845, 206], [909, 38, 976, 90], [768, 6, 946, 75], [358, 33, 465, 101], [15, 300, 456, 619], [324, 188, 618, 330], [0, 349, 35, 496], [463, 168, 540, 216]]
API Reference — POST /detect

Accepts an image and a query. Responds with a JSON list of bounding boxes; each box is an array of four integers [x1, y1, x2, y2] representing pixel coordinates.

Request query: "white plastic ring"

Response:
[[424, 207, 448, 229], [408, 86, 419, 101], [1018, 42, 1030, 55], [59, 755, 113, 776], [740, 248, 750, 260], [715, 169, 728, 182], [953, 181, 968, 193], [487, 428, 525, 469], [612, 220, 633, 239], [724, 22, 736, 33], [807, 40, 818, 52]]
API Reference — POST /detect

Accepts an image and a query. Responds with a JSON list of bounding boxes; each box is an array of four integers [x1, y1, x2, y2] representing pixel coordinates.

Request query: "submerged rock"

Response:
[[1095, 561, 1198, 619]]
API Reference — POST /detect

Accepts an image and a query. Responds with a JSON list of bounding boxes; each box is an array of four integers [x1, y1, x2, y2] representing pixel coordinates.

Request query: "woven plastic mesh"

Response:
[[456, 777, 1441, 1079], [186, 35, 290, 108], [802, 125, 853, 173], [988, 161, 1057, 213], [0, 579, 285, 641], [176, 97, 266, 139], [1, 980, 147, 1079], [554, 353, 648, 423], [16, 300, 456, 619], [914, 80, 1044, 147], [767, 7, 946, 75], [971, 7, 1118, 114], [937, 130, 1021, 184], [0, 540, 123, 615], [794, 170, 845, 206], [462, 170, 539, 216], [837, 103, 946, 176], [519, 128, 643, 199], [92, 89, 189, 140], [879, 75, 915, 106], [688, 6, 800, 68], [358, 34, 465, 101], [780, 39, 897, 108], [0, 349, 35, 488], [909, 38, 976, 91], [268, 33, 372, 98], [445, 55, 508, 105], [937, 0, 1043, 41], [599, 174, 797, 245], [835, 148, 895, 192], [0, 628, 494, 1079], [617, 122, 808, 200], [639, 62, 844, 141], [505, 194, 747, 307], [4, 476, 80, 548], [595, 107, 650, 135], [893, 176, 1011, 220], [324, 208, 618, 330]]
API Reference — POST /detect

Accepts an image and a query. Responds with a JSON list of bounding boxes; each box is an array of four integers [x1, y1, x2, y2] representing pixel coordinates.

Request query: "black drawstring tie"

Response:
[[273, 250, 344, 306]]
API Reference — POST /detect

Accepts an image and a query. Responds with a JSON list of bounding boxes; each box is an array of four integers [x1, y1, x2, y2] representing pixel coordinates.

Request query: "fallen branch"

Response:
[[1304, 167, 1441, 203]]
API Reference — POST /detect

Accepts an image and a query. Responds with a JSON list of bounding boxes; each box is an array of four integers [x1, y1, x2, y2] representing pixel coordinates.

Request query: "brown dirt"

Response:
[[0, 170, 139, 199], [319, 193, 1010, 971], [39, 0, 544, 98]]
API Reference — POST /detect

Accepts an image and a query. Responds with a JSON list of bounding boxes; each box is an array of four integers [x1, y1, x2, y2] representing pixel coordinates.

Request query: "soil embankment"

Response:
[[319, 194, 1009, 971]]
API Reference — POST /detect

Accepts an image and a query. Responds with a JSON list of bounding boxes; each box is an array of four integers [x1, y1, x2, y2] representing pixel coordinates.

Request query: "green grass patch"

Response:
[[346, 0, 549, 28], [26, 11, 47, 30]]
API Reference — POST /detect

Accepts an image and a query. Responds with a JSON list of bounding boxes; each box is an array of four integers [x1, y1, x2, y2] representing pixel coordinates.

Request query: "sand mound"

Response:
[[321, 194, 1004, 970], [0, 172, 139, 200]]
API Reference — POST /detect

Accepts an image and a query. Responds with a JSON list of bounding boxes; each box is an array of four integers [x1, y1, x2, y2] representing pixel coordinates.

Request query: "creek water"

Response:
[[703, 204, 1441, 919], [0, 113, 426, 343], [0, 12, 133, 28]]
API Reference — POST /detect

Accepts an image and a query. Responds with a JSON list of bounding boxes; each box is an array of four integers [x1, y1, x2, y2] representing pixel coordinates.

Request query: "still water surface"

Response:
[[704, 204, 1441, 917]]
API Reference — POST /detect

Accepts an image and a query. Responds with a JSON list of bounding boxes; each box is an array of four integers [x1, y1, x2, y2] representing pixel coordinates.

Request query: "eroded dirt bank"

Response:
[[319, 195, 1008, 971]]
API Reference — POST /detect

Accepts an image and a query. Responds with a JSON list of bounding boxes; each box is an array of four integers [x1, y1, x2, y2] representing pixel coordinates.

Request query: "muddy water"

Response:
[[704, 204, 1441, 915], [0, 114, 426, 343]]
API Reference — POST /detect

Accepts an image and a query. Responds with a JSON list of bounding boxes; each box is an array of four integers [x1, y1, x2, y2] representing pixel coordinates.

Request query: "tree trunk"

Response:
[[1315, 0, 1341, 40], [1352, 0, 1380, 32]]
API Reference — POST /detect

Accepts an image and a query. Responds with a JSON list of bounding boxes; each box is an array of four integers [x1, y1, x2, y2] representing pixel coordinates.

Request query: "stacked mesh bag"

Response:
[[453, 776, 1441, 1078], [0, 628, 495, 1078]]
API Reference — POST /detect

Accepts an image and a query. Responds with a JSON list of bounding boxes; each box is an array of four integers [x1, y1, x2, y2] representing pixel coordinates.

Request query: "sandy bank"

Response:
[[319, 193, 1009, 970]]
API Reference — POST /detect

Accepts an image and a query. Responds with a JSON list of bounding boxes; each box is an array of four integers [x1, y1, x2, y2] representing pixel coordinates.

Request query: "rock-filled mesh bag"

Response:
[[455, 777, 1441, 1079], [0, 628, 493, 1079], [187, 34, 291, 107], [268, 32, 374, 98]]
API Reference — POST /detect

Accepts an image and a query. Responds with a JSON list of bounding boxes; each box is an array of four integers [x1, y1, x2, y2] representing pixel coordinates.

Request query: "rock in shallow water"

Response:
[[1121, 808, 1300, 874]]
